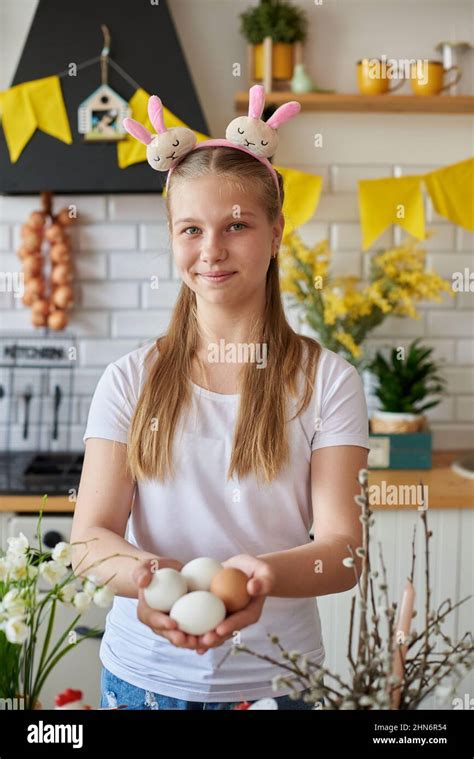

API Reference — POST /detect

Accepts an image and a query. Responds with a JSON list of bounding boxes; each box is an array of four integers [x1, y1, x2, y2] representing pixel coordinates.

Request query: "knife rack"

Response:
[[0, 331, 77, 453]]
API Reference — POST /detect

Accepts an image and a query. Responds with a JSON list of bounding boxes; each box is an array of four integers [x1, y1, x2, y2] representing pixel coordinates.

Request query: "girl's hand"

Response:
[[134, 557, 204, 651], [194, 554, 275, 654]]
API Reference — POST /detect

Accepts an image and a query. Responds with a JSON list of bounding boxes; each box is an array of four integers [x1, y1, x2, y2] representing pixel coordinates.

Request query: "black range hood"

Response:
[[0, 0, 210, 195]]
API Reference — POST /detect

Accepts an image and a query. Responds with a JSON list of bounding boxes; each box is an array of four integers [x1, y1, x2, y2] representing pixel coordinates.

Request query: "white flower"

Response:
[[3, 616, 29, 645], [73, 591, 92, 613], [2, 589, 27, 617], [0, 558, 10, 581], [58, 583, 78, 604], [83, 574, 100, 597], [52, 541, 73, 567], [27, 565, 38, 580], [6, 532, 29, 556], [7, 554, 29, 581], [93, 586, 114, 608], [39, 560, 68, 586]]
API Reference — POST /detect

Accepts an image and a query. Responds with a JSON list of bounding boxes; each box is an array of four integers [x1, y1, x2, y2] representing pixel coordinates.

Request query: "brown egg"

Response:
[[52, 285, 73, 309], [51, 263, 72, 285], [49, 242, 70, 263], [48, 310, 68, 330], [210, 568, 250, 614], [45, 224, 65, 243]]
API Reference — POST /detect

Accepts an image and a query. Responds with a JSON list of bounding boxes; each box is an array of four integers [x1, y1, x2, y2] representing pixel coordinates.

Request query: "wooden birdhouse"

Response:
[[78, 84, 131, 142]]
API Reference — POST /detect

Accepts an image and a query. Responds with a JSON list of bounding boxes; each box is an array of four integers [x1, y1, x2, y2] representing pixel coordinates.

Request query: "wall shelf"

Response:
[[235, 92, 474, 114]]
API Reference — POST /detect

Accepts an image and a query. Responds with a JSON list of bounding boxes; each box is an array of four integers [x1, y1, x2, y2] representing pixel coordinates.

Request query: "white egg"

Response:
[[180, 557, 223, 591], [143, 568, 188, 612], [170, 591, 226, 635], [248, 698, 278, 710]]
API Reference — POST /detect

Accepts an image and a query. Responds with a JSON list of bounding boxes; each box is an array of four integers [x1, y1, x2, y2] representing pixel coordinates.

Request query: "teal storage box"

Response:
[[368, 431, 432, 469]]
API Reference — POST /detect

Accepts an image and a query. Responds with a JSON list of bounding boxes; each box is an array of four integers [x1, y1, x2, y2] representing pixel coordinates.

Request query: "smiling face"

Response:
[[168, 174, 283, 309]]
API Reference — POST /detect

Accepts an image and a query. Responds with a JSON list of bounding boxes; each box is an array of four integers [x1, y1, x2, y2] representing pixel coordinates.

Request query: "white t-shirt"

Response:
[[82, 340, 370, 702]]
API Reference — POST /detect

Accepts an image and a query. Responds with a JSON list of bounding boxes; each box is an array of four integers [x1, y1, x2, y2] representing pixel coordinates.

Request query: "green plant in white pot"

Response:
[[367, 339, 447, 434], [240, 0, 308, 81]]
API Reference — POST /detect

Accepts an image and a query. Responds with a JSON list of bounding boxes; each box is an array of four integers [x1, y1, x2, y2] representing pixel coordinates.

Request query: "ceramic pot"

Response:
[[370, 411, 427, 434]]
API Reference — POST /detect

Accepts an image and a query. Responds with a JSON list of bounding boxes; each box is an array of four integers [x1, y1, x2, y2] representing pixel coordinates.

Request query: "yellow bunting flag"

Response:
[[423, 157, 474, 231], [117, 88, 211, 169], [358, 175, 425, 250], [278, 166, 323, 238], [0, 75, 72, 163]]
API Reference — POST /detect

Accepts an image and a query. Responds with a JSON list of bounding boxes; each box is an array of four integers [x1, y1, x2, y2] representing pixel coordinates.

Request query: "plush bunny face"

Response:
[[225, 117, 279, 159], [146, 126, 197, 171]]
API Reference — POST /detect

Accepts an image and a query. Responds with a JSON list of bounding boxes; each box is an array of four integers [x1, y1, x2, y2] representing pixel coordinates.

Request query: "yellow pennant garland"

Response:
[[358, 157, 474, 250], [0, 75, 72, 163], [278, 167, 323, 237], [423, 158, 474, 232], [0, 75, 470, 245]]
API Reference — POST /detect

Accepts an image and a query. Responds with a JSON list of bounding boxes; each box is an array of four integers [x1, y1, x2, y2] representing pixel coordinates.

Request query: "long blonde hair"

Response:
[[127, 147, 322, 484]]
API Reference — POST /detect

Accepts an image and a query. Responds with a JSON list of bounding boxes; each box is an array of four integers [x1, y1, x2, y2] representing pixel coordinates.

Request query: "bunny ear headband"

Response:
[[122, 85, 301, 200]]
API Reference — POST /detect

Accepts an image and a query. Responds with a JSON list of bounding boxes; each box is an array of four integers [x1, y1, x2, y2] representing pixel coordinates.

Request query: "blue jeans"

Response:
[[100, 666, 323, 710]]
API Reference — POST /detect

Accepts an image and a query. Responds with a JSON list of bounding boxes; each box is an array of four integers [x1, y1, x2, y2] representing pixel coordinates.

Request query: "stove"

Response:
[[0, 451, 84, 495]]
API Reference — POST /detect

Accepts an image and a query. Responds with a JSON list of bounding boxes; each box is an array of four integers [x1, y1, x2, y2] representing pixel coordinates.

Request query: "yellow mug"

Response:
[[357, 58, 405, 95], [410, 59, 462, 95]]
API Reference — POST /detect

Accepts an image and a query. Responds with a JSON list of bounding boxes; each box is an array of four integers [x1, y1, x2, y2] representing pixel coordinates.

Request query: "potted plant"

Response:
[[239, 0, 308, 81], [367, 339, 447, 434]]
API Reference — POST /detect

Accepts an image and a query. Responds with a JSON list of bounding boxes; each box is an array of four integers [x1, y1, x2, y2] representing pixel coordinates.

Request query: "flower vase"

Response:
[[290, 63, 314, 93]]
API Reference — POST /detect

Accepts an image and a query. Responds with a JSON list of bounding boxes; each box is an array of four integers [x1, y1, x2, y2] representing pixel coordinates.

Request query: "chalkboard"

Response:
[[0, 0, 210, 195]]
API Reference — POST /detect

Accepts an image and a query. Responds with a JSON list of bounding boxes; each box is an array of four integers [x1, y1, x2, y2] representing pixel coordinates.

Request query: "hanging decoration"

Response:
[[0, 75, 72, 163], [358, 157, 474, 250], [0, 23, 323, 227], [77, 25, 131, 142], [17, 192, 76, 331]]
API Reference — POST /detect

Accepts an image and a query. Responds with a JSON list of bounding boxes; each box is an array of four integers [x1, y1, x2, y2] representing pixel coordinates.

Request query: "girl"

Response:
[[72, 146, 370, 711]]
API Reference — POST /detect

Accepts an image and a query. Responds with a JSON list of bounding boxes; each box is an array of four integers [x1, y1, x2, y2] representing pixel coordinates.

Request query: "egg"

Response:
[[180, 557, 223, 591], [143, 568, 188, 612], [210, 567, 250, 613], [170, 591, 226, 636]]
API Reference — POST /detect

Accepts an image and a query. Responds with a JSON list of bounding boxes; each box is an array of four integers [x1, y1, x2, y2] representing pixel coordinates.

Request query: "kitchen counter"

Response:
[[0, 451, 472, 513]]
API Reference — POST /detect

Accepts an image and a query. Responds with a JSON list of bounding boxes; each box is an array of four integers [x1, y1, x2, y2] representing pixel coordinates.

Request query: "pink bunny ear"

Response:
[[265, 101, 301, 130], [122, 117, 153, 145], [248, 84, 265, 120], [148, 95, 166, 135]]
